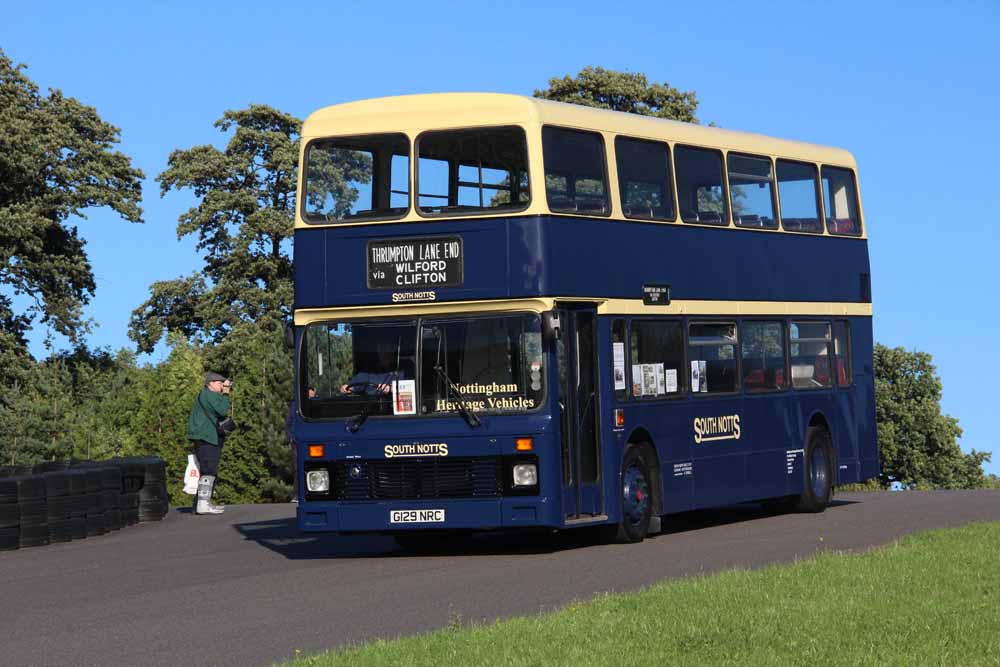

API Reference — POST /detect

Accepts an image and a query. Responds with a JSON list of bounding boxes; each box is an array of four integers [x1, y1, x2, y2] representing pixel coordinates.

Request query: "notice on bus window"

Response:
[[392, 379, 416, 415], [654, 363, 665, 395], [631, 364, 642, 397], [691, 360, 701, 393], [665, 368, 678, 393], [367, 236, 463, 290], [613, 343, 626, 391]]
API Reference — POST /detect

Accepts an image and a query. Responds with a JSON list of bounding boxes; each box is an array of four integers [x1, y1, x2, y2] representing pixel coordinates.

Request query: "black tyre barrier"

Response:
[[0, 478, 19, 504], [40, 471, 70, 499], [19, 499, 47, 528], [32, 461, 69, 474], [13, 476, 46, 501], [0, 456, 169, 549], [0, 526, 19, 551], [68, 516, 87, 540], [0, 503, 19, 528], [19, 523, 49, 548], [48, 518, 75, 543]]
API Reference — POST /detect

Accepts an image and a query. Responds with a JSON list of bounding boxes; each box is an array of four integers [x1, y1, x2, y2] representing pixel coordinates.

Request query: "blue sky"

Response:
[[3, 1, 998, 473]]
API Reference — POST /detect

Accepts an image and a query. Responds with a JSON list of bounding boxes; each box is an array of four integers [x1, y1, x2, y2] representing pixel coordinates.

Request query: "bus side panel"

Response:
[[852, 317, 879, 482], [743, 392, 798, 501]]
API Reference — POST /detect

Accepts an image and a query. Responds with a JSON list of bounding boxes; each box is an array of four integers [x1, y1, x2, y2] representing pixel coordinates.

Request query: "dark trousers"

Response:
[[192, 440, 223, 477]]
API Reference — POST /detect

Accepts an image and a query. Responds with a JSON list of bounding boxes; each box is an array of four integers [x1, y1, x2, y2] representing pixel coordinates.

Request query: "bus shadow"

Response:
[[662, 498, 859, 535], [233, 499, 859, 560], [233, 518, 618, 560]]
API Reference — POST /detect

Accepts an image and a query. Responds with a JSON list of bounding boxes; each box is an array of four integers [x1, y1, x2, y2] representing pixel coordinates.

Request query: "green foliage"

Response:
[[534, 66, 700, 122], [875, 344, 990, 489], [0, 48, 144, 371]]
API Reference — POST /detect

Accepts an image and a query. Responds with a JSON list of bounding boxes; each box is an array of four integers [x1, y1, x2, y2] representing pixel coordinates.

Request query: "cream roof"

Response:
[[302, 93, 856, 167]]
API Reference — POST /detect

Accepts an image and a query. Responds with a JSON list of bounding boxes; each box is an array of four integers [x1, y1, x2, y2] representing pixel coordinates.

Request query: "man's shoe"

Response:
[[195, 475, 224, 515]]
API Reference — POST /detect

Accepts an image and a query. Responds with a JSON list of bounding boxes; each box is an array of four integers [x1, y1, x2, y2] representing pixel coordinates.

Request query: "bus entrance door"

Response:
[[557, 304, 604, 522]]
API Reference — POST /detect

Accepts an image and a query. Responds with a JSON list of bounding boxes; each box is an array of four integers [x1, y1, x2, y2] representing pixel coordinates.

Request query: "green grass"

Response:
[[281, 522, 1000, 666]]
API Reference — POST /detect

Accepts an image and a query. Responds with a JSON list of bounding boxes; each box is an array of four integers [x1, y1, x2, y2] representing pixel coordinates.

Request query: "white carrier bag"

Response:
[[183, 454, 201, 494]]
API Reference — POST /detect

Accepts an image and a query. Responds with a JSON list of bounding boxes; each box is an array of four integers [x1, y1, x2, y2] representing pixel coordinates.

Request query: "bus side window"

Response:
[[629, 319, 684, 398], [741, 321, 786, 391], [822, 166, 862, 236], [833, 320, 852, 387], [789, 321, 833, 389], [688, 322, 738, 393], [777, 159, 822, 233], [542, 126, 610, 215], [676, 145, 728, 225]]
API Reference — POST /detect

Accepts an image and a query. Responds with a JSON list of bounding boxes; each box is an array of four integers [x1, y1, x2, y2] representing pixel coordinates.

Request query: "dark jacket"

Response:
[[187, 387, 231, 446]]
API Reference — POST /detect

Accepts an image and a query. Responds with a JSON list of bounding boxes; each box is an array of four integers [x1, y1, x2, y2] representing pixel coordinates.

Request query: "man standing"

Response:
[[188, 372, 232, 515]]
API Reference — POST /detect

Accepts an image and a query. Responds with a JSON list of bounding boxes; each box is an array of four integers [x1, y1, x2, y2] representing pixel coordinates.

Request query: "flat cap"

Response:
[[205, 372, 226, 385]]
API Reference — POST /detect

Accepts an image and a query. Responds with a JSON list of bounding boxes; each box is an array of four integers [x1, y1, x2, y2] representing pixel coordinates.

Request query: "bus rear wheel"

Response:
[[604, 445, 652, 543], [794, 426, 833, 513]]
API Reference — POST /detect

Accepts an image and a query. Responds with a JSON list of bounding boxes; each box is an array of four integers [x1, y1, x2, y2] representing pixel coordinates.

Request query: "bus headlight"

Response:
[[512, 463, 537, 487], [306, 469, 330, 493]]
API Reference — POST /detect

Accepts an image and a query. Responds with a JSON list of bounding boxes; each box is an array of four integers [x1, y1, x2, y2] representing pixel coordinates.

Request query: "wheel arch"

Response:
[[806, 410, 837, 485], [625, 427, 663, 516]]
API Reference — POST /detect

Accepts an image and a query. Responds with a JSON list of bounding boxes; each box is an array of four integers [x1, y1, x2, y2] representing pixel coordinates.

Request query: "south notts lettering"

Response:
[[693, 415, 741, 443]]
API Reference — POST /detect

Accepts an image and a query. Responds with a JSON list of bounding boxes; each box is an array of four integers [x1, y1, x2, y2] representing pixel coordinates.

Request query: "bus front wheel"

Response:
[[794, 426, 833, 513], [604, 445, 653, 543]]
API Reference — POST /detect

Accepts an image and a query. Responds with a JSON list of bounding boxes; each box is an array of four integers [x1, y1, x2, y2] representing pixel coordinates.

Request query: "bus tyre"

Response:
[[795, 427, 833, 513], [605, 446, 652, 544]]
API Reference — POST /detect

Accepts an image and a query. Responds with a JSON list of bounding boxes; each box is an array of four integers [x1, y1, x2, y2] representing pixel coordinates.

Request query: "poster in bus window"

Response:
[[632, 365, 642, 397], [665, 368, 678, 393], [691, 361, 700, 393], [613, 343, 626, 391], [654, 363, 665, 395], [641, 364, 657, 396], [700, 360, 708, 392], [392, 379, 416, 415]]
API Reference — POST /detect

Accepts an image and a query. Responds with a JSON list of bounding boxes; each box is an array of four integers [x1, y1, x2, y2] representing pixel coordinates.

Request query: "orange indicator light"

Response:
[[515, 437, 534, 451], [308, 444, 325, 458], [615, 409, 625, 427]]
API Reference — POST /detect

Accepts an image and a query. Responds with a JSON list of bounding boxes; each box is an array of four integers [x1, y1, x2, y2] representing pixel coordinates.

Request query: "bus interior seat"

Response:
[[548, 196, 577, 212], [696, 211, 723, 224], [827, 217, 856, 234], [575, 199, 607, 214]]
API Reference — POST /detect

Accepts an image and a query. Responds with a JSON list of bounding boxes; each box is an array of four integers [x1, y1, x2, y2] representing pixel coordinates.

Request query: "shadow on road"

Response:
[[233, 498, 860, 560]]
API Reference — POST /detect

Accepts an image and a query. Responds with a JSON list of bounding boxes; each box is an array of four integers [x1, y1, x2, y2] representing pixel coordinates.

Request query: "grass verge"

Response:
[[282, 522, 1000, 666]]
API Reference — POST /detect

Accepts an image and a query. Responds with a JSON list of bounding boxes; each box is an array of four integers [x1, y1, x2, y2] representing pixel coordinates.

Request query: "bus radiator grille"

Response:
[[333, 458, 502, 500]]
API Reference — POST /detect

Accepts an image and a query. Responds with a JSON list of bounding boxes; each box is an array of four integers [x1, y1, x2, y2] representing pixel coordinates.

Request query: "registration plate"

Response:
[[390, 509, 445, 524]]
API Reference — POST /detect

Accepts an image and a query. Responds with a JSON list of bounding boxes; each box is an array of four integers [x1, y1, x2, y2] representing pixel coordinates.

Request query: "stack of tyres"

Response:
[[78, 468, 106, 537], [99, 466, 123, 531], [115, 459, 144, 526], [16, 477, 48, 547], [135, 457, 168, 522], [40, 472, 73, 542], [65, 470, 88, 540], [0, 477, 19, 551]]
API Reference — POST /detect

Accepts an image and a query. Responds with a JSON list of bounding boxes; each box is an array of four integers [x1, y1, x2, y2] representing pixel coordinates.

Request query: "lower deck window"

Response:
[[790, 321, 833, 389], [688, 322, 738, 393]]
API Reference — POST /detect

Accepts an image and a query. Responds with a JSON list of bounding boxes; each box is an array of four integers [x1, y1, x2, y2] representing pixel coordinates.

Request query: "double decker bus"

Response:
[[290, 93, 876, 545]]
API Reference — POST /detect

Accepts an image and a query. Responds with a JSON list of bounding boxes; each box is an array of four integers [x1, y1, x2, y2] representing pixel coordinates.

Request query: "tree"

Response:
[[534, 66, 700, 122], [129, 105, 300, 355], [0, 49, 144, 372], [875, 344, 990, 489]]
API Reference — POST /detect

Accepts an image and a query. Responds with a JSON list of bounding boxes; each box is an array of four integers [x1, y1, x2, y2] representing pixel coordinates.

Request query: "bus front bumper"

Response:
[[297, 497, 555, 533]]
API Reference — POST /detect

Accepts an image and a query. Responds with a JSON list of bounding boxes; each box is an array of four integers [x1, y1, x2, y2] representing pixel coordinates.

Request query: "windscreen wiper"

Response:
[[347, 384, 383, 433], [434, 365, 481, 428]]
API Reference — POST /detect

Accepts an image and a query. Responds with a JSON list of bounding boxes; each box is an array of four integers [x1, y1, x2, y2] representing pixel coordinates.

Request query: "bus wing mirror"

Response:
[[283, 323, 295, 350], [542, 311, 561, 340]]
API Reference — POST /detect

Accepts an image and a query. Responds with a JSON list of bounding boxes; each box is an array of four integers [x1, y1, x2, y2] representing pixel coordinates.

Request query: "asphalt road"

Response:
[[2, 490, 999, 667]]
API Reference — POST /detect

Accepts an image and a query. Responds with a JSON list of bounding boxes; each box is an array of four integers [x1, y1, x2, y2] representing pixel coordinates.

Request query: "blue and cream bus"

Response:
[[290, 93, 876, 544]]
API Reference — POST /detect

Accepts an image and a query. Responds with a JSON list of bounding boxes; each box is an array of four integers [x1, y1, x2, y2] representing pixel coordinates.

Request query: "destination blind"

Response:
[[367, 236, 463, 289]]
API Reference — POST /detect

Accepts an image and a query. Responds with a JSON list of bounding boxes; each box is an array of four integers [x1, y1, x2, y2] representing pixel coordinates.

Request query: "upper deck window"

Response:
[[822, 166, 862, 236], [302, 133, 409, 224], [542, 127, 610, 215], [676, 145, 728, 225], [728, 153, 777, 229], [416, 126, 530, 216], [777, 160, 822, 233], [615, 137, 675, 222]]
